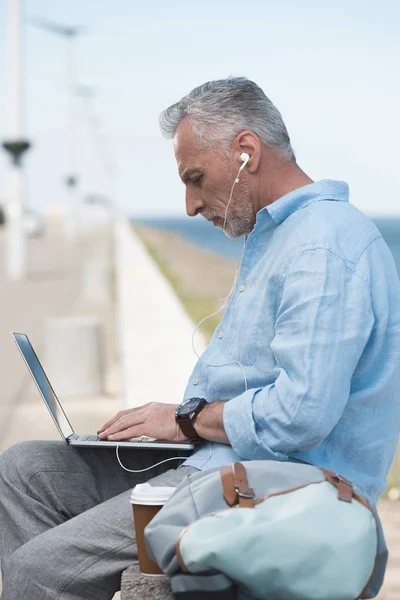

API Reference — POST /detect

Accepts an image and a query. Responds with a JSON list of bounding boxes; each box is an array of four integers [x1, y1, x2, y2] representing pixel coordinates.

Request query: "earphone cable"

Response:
[[191, 159, 249, 393], [116, 441, 213, 473]]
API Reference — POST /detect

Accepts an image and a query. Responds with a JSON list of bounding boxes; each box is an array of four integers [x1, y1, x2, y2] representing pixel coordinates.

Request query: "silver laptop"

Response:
[[12, 332, 195, 451]]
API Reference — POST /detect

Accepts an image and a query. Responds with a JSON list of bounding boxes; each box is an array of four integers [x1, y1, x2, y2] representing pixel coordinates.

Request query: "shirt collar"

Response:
[[258, 179, 349, 227]]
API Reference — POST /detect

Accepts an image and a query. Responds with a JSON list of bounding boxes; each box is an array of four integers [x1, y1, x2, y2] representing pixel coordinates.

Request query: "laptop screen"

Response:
[[12, 332, 74, 440]]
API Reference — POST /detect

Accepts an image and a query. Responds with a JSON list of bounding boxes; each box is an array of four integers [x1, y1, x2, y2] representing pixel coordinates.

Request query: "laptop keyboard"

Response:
[[70, 434, 101, 441]]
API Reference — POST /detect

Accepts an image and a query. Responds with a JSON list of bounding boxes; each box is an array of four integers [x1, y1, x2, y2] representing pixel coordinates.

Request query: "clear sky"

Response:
[[0, 0, 399, 217]]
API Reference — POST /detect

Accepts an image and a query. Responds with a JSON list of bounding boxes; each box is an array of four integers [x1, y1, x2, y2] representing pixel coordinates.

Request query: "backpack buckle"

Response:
[[234, 486, 255, 499]]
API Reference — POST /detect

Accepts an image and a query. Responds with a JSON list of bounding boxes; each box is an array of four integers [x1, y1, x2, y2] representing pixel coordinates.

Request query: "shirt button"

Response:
[[218, 331, 224, 338], [193, 378, 199, 385], [239, 284, 245, 292]]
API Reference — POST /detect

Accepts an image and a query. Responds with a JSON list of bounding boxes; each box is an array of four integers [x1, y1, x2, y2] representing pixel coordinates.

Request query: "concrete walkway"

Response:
[[0, 225, 119, 452]]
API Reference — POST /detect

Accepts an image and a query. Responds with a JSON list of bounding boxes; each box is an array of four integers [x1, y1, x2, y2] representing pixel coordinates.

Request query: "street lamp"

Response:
[[2, 0, 30, 281]]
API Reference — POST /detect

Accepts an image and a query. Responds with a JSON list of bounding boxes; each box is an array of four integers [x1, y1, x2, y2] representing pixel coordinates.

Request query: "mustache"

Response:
[[201, 212, 223, 222]]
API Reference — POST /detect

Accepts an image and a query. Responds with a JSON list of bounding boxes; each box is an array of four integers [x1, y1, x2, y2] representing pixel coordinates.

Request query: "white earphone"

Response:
[[240, 152, 250, 166], [235, 152, 250, 183]]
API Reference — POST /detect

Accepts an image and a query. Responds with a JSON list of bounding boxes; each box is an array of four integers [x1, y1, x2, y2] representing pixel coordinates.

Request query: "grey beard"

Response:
[[223, 178, 255, 238], [223, 201, 255, 238], [223, 215, 254, 238]]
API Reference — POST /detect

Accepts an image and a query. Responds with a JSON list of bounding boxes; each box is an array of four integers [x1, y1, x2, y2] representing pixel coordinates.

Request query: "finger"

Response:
[[107, 426, 143, 441], [97, 410, 130, 434], [99, 412, 146, 438], [97, 406, 147, 434]]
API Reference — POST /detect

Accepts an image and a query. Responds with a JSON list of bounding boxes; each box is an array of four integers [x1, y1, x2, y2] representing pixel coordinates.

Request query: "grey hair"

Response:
[[160, 77, 295, 161]]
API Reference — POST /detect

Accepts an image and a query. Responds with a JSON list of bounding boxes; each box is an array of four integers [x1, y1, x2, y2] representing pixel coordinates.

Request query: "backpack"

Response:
[[145, 461, 387, 600]]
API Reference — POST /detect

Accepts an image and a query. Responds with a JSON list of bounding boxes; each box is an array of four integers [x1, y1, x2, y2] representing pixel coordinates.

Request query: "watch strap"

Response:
[[178, 417, 202, 442]]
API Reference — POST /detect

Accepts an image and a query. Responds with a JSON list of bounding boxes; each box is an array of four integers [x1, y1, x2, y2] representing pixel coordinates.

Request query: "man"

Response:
[[1, 77, 400, 599]]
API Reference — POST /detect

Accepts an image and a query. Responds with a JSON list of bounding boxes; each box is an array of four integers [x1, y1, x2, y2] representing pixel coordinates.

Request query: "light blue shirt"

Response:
[[182, 179, 400, 506]]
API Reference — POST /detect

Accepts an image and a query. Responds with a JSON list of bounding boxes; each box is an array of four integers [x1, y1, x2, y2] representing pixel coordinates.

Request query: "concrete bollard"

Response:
[[44, 316, 105, 398]]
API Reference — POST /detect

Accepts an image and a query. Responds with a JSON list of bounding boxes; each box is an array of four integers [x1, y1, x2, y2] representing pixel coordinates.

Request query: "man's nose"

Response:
[[185, 189, 204, 217]]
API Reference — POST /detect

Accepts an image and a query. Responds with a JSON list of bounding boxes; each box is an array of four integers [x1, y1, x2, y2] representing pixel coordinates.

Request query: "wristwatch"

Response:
[[175, 397, 208, 442]]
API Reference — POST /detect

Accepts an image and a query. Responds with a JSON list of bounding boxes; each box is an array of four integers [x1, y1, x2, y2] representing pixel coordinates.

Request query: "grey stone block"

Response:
[[121, 565, 173, 600]]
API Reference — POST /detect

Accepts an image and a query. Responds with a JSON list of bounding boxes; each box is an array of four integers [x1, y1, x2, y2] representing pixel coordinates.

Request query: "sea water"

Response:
[[135, 216, 400, 276]]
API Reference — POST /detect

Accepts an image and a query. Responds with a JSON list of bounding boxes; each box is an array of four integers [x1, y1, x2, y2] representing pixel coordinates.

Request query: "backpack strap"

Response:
[[321, 469, 353, 503], [220, 463, 255, 508], [233, 462, 255, 508]]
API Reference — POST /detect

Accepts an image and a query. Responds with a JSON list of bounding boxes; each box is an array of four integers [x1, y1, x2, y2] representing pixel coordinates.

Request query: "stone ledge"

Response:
[[121, 565, 173, 600]]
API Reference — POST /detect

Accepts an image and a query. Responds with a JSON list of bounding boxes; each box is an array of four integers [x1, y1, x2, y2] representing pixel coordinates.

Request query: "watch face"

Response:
[[178, 398, 201, 416]]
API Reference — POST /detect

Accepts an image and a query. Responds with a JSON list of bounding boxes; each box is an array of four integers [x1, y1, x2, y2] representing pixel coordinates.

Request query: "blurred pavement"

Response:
[[0, 223, 120, 453]]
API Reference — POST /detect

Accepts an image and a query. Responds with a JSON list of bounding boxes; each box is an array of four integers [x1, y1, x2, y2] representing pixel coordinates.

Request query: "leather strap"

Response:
[[220, 463, 255, 508], [337, 480, 353, 503], [322, 469, 353, 503], [221, 465, 237, 506], [233, 462, 255, 508], [176, 417, 202, 442]]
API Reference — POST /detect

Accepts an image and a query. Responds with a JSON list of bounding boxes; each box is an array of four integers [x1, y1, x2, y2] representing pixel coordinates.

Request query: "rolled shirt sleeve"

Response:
[[223, 247, 375, 460]]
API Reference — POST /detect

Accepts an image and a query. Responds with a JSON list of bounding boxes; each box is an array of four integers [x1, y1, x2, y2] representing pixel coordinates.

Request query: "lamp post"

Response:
[[2, 0, 30, 281], [29, 19, 85, 240]]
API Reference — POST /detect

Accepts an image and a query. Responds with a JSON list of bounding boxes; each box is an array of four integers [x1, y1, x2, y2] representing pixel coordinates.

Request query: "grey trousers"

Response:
[[0, 440, 198, 600]]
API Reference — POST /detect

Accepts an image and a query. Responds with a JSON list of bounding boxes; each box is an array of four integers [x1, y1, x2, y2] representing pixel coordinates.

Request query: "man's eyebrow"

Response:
[[179, 167, 203, 183]]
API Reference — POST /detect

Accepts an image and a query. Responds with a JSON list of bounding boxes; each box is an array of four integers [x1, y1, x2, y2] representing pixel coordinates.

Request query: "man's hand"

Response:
[[97, 403, 188, 442]]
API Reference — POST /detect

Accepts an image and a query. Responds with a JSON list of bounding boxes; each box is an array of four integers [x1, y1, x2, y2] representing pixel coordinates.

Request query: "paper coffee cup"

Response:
[[130, 483, 176, 574]]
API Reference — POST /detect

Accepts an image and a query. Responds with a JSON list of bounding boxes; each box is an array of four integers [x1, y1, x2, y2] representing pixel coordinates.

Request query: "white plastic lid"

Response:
[[130, 483, 176, 506]]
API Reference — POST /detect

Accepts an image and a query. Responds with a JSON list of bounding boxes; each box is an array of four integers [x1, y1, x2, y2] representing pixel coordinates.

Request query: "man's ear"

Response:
[[235, 130, 261, 173]]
